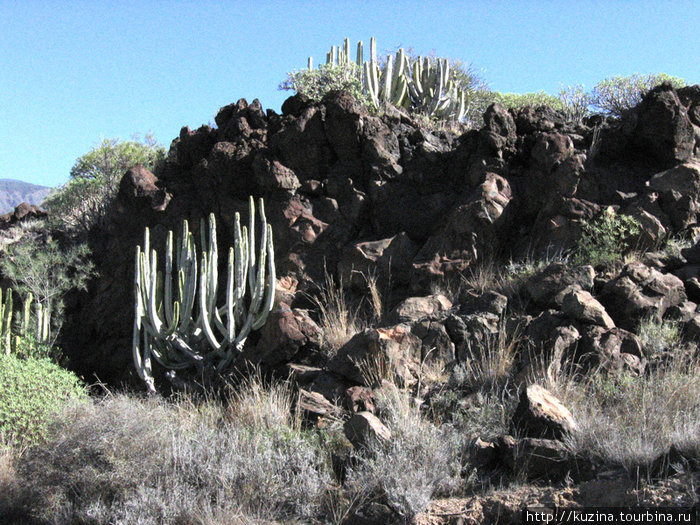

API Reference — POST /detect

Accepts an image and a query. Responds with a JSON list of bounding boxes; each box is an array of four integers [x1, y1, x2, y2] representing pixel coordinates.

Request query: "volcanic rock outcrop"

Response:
[[60, 84, 700, 385]]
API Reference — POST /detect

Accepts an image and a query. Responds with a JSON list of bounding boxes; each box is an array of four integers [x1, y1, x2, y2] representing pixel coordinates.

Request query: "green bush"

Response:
[[0, 355, 85, 445], [280, 63, 371, 106], [637, 316, 682, 361], [572, 208, 642, 266], [10, 333, 63, 363], [558, 84, 593, 123], [591, 73, 686, 117], [491, 90, 566, 112]]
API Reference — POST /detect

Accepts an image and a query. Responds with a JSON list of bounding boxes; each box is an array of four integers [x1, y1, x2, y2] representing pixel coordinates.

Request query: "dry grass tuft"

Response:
[[542, 348, 700, 474], [344, 386, 466, 520], [309, 269, 367, 358], [455, 324, 521, 394]]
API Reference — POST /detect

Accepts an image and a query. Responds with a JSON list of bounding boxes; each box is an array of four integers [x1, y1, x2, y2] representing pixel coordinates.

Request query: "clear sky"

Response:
[[1, 0, 698, 188]]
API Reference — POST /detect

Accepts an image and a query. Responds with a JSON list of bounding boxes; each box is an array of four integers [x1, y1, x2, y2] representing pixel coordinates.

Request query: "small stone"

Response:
[[512, 384, 577, 439], [344, 411, 391, 447]]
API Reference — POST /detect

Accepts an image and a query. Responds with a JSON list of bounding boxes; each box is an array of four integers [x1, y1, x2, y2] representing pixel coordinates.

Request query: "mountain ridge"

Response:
[[0, 179, 53, 213]]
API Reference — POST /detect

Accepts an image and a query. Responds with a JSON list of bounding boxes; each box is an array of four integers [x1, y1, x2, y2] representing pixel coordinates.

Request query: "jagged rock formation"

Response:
[[61, 83, 700, 386]]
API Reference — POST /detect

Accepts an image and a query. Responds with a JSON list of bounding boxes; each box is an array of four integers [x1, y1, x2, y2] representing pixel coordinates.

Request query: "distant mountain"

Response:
[[0, 179, 53, 214]]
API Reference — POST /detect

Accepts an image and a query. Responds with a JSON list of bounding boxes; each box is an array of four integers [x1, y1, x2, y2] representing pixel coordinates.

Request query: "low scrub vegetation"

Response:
[[0, 355, 85, 446], [549, 349, 700, 474], [572, 208, 642, 267], [43, 136, 165, 236], [2, 381, 332, 524], [343, 386, 466, 521], [590, 73, 686, 116]]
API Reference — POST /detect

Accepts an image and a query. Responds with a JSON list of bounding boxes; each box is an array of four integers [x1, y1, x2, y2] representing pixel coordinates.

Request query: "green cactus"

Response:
[[305, 37, 466, 120], [133, 197, 276, 392], [363, 40, 409, 109], [404, 56, 467, 120], [0, 289, 50, 355], [0, 289, 13, 355]]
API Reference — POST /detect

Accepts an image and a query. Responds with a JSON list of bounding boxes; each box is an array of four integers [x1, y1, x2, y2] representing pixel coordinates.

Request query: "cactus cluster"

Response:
[[309, 37, 467, 120], [133, 197, 276, 392], [0, 288, 50, 355]]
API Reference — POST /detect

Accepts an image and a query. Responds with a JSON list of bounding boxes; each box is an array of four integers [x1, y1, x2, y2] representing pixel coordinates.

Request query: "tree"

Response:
[[0, 236, 94, 342], [590, 73, 686, 117], [44, 135, 165, 235]]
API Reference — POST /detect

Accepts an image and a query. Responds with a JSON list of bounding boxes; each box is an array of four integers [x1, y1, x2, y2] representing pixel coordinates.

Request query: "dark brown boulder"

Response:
[[322, 91, 364, 162], [328, 325, 421, 387], [175, 125, 217, 170], [577, 325, 646, 376], [337, 232, 418, 288], [528, 197, 601, 255], [515, 105, 568, 134], [385, 294, 452, 324], [646, 161, 700, 230], [632, 84, 696, 168], [599, 262, 686, 330], [252, 154, 301, 193], [411, 173, 513, 291], [499, 436, 593, 482], [517, 324, 581, 384], [344, 411, 391, 447], [270, 104, 332, 183], [246, 304, 321, 367], [480, 103, 516, 154], [561, 287, 615, 328], [297, 389, 342, 420], [116, 165, 170, 212], [409, 319, 456, 363], [525, 263, 596, 308], [0, 202, 48, 230], [530, 131, 574, 172], [445, 311, 501, 363], [344, 386, 376, 414]]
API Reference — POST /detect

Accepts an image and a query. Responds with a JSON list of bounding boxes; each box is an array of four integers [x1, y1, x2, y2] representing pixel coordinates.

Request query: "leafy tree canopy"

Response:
[[44, 135, 165, 235]]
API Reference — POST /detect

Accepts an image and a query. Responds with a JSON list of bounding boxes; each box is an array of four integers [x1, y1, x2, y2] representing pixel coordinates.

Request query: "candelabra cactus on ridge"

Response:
[[364, 38, 409, 109], [304, 36, 467, 120], [132, 197, 276, 393], [406, 56, 467, 120]]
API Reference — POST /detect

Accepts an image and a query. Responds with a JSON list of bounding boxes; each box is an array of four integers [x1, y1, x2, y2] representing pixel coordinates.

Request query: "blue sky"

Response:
[[1, 0, 698, 188]]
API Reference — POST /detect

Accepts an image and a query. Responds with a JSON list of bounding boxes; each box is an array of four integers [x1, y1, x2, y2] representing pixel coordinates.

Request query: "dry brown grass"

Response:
[[539, 347, 700, 474], [227, 369, 299, 430], [455, 324, 521, 394], [309, 269, 367, 358], [0, 377, 333, 524], [362, 270, 386, 324]]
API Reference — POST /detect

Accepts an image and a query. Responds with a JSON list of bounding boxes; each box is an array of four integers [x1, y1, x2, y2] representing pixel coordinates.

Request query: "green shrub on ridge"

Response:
[[590, 73, 686, 116]]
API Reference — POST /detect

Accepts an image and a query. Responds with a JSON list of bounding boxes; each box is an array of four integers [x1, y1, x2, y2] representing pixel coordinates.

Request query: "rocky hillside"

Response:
[[61, 83, 700, 387], [0, 179, 52, 213]]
